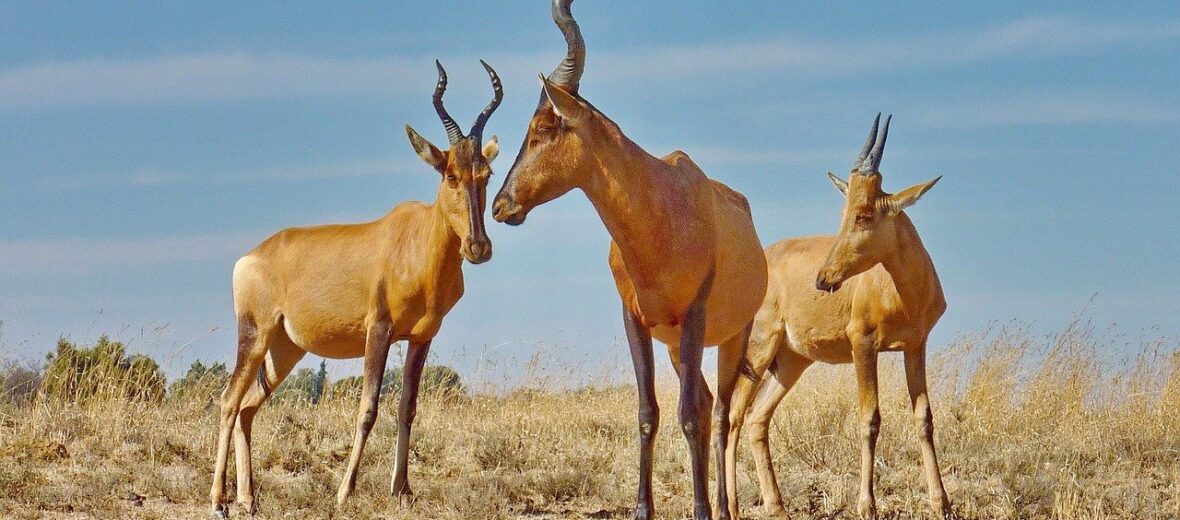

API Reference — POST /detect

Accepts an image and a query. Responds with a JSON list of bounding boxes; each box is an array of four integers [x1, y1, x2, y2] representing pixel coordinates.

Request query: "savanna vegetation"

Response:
[[0, 320, 1177, 519]]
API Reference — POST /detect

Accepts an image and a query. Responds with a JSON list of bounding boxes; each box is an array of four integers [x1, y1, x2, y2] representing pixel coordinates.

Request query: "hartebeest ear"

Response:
[[540, 75, 589, 124], [405, 125, 447, 173], [482, 135, 500, 163], [880, 176, 941, 214], [827, 171, 849, 195]]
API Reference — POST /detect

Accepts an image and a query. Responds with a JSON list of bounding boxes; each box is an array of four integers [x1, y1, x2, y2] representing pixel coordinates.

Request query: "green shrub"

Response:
[[41, 336, 166, 403], [169, 360, 229, 401]]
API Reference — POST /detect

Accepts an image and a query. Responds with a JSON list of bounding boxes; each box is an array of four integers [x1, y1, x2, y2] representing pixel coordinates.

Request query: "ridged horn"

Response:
[[433, 60, 465, 144], [854, 113, 881, 172], [469, 60, 503, 143], [547, 0, 585, 90], [863, 114, 892, 173]]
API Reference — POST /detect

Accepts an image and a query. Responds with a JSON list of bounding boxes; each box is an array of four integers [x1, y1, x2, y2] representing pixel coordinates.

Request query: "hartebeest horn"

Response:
[[855, 113, 881, 172], [547, 0, 585, 90], [433, 60, 465, 144], [863, 114, 892, 173], [469, 60, 503, 143]]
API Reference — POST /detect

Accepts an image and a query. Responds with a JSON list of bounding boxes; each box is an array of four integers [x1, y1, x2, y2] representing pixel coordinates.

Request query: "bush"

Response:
[[0, 359, 42, 404], [383, 364, 465, 397], [40, 335, 166, 403], [273, 360, 328, 404], [169, 360, 229, 401]]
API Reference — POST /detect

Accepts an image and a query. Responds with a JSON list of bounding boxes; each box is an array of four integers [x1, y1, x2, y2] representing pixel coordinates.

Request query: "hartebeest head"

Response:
[[492, 0, 604, 226], [406, 60, 503, 264], [816, 114, 941, 291]]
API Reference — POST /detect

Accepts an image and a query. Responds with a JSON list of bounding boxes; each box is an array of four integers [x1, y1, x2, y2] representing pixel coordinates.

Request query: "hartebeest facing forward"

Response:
[[208, 61, 503, 518], [721, 115, 951, 519], [491, 2, 767, 519]]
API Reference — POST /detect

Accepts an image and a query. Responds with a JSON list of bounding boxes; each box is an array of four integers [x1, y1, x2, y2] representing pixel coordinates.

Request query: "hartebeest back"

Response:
[[208, 61, 503, 518], [722, 114, 951, 519], [491, 2, 767, 519]]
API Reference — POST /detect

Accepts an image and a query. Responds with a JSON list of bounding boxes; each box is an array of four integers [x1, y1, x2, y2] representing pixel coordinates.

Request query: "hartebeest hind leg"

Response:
[[713, 324, 751, 520], [745, 349, 812, 518], [623, 307, 659, 520], [336, 322, 393, 505], [852, 338, 881, 519], [678, 291, 713, 520], [232, 339, 306, 514], [211, 317, 277, 518], [390, 340, 431, 498], [904, 347, 952, 518]]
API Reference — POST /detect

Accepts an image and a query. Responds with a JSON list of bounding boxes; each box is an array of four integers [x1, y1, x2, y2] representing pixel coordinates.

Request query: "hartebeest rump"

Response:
[[721, 114, 951, 519], [208, 61, 503, 518], [491, 2, 767, 519]]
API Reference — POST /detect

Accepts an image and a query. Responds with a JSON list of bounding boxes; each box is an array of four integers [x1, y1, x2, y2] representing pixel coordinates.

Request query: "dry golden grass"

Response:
[[1, 320, 1178, 519]]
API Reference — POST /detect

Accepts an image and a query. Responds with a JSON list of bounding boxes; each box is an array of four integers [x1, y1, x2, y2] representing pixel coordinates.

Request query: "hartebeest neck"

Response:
[[576, 126, 674, 268], [879, 213, 942, 321], [394, 192, 464, 287]]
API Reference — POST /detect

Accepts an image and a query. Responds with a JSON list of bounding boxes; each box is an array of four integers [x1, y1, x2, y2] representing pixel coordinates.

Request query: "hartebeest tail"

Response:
[[492, 1, 767, 519], [208, 61, 503, 518], [722, 114, 951, 519]]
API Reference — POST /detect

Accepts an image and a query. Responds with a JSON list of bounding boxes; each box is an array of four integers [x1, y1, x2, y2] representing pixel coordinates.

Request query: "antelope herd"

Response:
[[209, 1, 951, 518]]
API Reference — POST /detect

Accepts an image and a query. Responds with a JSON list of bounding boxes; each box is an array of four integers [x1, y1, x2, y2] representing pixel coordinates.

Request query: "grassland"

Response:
[[1, 320, 1178, 519]]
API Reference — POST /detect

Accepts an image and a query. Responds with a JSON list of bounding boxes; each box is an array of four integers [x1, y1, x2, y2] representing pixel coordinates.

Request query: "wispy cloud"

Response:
[[1, 17, 1176, 109], [33, 158, 417, 191], [916, 92, 1180, 127], [0, 232, 261, 276]]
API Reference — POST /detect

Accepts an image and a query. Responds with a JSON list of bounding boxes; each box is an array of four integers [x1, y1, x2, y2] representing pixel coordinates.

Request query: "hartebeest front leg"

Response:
[[678, 294, 713, 520], [851, 336, 881, 519], [904, 346, 952, 518], [390, 340, 431, 498], [336, 322, 393, 505], [623, 307, 659, 520]]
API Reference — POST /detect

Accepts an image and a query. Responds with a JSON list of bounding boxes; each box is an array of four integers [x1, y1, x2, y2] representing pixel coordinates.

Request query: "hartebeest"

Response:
[[721, 114, 951, 519], [208, 61, 503, 518], [491, 2, 767, 519]]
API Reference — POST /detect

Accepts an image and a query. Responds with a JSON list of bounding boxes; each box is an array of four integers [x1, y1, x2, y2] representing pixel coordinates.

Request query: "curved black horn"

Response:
[[855, 113, 881, 171], [864, 114, 891, 172], [469, 60, 503, 142], [433, 60, 465, 144], [547, 0, 585, 90]]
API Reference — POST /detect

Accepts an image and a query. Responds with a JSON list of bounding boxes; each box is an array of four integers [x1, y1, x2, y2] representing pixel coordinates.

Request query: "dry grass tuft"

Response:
[[1, 320, 1177, 519]]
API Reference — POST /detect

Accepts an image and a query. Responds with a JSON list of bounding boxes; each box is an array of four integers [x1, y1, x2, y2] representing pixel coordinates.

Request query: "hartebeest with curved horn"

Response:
[[208, 60, 503, 518], [721, 114, 951, 519], [491, 2, 767, 519]]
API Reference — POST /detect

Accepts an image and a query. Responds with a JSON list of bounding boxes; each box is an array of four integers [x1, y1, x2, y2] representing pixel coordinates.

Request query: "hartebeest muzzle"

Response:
[[491, 194, 527, 226], [815, 267, 844, 292]]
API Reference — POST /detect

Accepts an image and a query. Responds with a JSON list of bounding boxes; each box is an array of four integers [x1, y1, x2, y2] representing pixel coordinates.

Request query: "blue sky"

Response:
[[2, 1, 1178, 385]]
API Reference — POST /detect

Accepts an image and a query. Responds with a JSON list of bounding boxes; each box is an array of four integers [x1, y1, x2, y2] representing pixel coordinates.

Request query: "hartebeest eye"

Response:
[[855, 213, 874, 224]]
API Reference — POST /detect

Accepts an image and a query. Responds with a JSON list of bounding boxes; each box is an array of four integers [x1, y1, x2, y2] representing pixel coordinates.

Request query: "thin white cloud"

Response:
[[916, 92, 1180, 127], [1, 16, 1176, 109], [0, 232, 261, 276], [33, 158, 417, 191]]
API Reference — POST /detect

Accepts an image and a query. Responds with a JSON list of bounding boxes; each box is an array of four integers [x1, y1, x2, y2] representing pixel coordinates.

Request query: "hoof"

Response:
[[857, 497, 878, 519], [694, 504, 713, 520], [764, 504, 788, 519], [235, 499, 257, 516], [632, 503, 653, 520], [211, 503, 230, 519], [933, 499, 955, 519]]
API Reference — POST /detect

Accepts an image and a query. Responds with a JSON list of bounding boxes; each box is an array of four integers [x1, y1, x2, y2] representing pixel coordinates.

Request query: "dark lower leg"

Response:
[[391, 340, 431, 497], [624, 307, 659, 520], [678, 298, 711, 520]]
